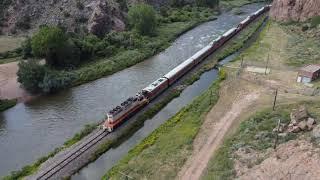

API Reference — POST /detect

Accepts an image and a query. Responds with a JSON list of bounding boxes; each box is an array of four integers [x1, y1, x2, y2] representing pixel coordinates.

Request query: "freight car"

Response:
[[103, 5, 271, 132]]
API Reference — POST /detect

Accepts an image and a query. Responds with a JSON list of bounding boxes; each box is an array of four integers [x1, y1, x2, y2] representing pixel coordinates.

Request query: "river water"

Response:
[[0, 4, 263, 176]]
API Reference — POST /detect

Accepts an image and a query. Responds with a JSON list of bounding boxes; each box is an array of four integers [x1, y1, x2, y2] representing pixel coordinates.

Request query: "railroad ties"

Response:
[[35, 130, 108, 180]]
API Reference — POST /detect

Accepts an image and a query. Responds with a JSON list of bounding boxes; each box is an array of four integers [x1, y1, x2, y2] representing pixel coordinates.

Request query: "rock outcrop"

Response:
[[0, 0, 176, 36], [270, 0, 320, 22], [287, 106, 316, 133]]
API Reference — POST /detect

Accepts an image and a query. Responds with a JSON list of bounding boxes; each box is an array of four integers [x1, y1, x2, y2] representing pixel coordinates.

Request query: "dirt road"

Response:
[[0, 61, 27, 100], [178, 86, 260, 180]]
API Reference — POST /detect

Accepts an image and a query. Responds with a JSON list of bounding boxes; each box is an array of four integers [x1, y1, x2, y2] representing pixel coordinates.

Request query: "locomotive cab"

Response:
[[107, 113, 114, 123]]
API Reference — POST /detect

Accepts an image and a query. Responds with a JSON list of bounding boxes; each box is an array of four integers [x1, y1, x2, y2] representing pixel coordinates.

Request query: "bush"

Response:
[[196, 0, 219, 8], [31, 26, 81, 68], [39, 69, 76, 93], [128, 4, 157, 36], [31, 26, 67, 57], [310, 16, 320, 28], [17, 60, 46, 93], [17, 60, 76, 93]]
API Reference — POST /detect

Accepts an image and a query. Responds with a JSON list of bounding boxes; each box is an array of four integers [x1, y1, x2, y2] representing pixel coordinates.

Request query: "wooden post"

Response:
[[273, 89, 278, 111], [118, 171, 133, 179], [210, 90, 213, 105], [265, 54, 269, 75], [240, 57, 244, 68], [274, 119, 281, 149]]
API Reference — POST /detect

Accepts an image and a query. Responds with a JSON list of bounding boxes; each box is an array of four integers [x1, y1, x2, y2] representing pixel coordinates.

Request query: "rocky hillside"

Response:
[[0, 0, 176, 36], [270, 0, 320, 22]]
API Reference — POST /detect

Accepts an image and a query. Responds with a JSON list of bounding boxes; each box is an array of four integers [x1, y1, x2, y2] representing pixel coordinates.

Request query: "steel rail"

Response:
[[36, 130, 109, 180]]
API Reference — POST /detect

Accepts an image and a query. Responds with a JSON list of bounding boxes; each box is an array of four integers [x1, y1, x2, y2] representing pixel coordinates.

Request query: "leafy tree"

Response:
[[39, 70, 76, 93], [128, 4, 157, 36], [31, 26, 80, 68], [17, 60, 76, 93], [17, 60, 46, 93], [31, 26, 67, 57], [196, 0, 219, 8]]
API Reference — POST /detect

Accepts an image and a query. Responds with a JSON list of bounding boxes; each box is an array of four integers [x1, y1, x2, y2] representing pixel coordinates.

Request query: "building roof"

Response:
[[299, 64, 320, 73]]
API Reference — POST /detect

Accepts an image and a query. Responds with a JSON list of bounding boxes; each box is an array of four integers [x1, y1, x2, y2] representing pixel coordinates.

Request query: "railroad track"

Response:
[[36, 130, 109, 180]]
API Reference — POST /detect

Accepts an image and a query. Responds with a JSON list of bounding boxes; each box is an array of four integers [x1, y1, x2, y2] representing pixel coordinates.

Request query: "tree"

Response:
[[31, 26, 81, 68], [128, 4, 157, 36], [31, 26, 67, 57], [196, 0, 219, 8], [17, 60, 76, 94], [17, 60, 46, 93]]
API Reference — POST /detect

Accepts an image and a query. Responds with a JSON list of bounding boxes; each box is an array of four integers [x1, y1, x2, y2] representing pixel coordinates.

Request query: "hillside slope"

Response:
[[270, 0, 320, 22], [0, 0, 177, 36]]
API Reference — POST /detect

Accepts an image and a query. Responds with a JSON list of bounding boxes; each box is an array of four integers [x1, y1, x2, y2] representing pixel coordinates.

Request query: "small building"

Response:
[[297, 64, 320, 83]]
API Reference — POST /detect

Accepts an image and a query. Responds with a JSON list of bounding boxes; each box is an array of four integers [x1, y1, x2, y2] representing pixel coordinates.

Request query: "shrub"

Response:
[[31, 26, 67, 57], [31, 26, 82, 68], [17, 60, 76, 93], [196, 0, 219, 8], [17, 60, 46, 93], [39, 69, 76, 93], [310, 16, 320, 28], [128, 4, 157, 36]]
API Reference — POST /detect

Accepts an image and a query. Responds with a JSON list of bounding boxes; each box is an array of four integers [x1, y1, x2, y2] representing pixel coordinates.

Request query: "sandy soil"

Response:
[[177, 77, 262, 180], [238, 139, 320, 180], [0, 61, 28, 100]]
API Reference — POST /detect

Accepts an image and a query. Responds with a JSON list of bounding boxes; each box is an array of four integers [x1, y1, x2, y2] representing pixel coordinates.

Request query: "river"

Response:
[[0, 3, 264, 176]]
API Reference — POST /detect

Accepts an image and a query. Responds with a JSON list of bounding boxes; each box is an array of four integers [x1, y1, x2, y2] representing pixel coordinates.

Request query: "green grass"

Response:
[[0, 99, 17, 112], [285, 25, 320, 66], [201, 102, 320, 180]]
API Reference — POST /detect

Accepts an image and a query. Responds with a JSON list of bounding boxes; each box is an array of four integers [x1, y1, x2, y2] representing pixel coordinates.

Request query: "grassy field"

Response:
[[201, 102, 320, 180], [0, 36, 24, 53]]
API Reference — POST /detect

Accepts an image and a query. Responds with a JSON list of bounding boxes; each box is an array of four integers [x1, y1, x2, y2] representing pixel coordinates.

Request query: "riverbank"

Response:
[[0, 99, 16, 112]]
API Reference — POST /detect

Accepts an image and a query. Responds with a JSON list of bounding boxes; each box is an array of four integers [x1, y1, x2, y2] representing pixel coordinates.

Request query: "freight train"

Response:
[[103, 5, 271, 132]]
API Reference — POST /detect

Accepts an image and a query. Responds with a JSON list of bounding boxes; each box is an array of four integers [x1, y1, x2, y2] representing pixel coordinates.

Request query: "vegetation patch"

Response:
[[0, 99, 17, 112], [201, 102, 320, 179]]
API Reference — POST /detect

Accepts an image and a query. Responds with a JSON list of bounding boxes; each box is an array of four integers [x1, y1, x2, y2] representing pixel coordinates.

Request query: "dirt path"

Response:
[[0, 61, 28, 100], [178, 86, 261, 180]]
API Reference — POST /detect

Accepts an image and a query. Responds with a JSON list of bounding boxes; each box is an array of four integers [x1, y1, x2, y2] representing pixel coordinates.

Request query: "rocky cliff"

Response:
[[270, 0, 320, 22], [0, 0, 126, 36], [0, 0, 175, 36]]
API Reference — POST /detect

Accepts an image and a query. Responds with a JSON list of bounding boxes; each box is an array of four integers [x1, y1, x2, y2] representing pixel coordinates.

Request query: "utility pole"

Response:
[[273, 89, 278, 111]]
